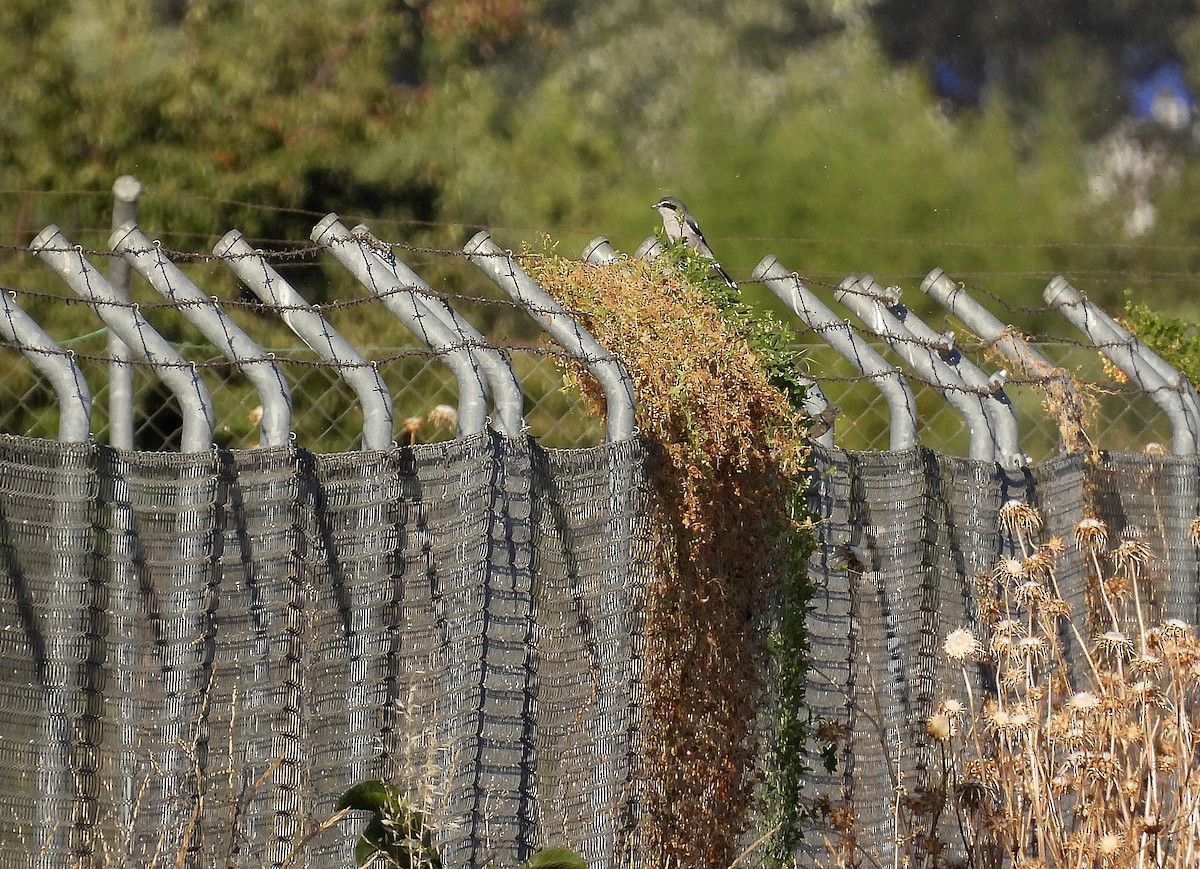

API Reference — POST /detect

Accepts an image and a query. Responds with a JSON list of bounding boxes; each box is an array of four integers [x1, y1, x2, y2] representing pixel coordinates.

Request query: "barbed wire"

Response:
[[11, 185, 1200, 256], [0, 208, 1195, 410], [2, 234, 1182, 332], [0, 334, 601, 370], [0, 265, 1180, 403]]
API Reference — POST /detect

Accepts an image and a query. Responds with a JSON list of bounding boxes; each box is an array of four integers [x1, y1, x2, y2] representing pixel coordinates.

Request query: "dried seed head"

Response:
[[1084, 753, 1121, 783], [984, 702, 1014, 732], [926, 712, 954, 741], [823, 804, 856, 832], [1130, 680, 1161, 705], [1015, 635, 1049, 664], [1131, 653, 1162, 675], [1074, 517, 1108, 553], [993, 557, 1027, 584], [944, 628, 980, 663], [993, 618, 1026, 637], [1096, 630, 1135, 660], [1154, 619, 1193, 642], [999, 499, 1042, 538], [1041, 535, 1066, 556], [427, 404, 458, 428], [939, 698, 965, 718], [1143, 442, 1169, 456], [1014, 580, 1050, 607], [815, 719, 849, 746], [1066, 691, 1102, 714], [1118, 721, 1144, 743], [1111, 537, 1155, 578], [1097, 832, 1123, 856], [1190, 516, 1200, 549], [990, 632, 1015, 658], [1008, 706, 1034, 731], [1041, 598, 1072, 619], [1023, 551, 1054, 581]]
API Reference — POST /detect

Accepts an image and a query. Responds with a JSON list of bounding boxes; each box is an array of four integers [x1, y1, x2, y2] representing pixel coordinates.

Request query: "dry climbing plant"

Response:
[[524, 241, 813, 869]]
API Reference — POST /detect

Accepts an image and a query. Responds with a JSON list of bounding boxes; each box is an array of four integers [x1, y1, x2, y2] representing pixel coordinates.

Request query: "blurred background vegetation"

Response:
[[3, 0, 1200, 453]]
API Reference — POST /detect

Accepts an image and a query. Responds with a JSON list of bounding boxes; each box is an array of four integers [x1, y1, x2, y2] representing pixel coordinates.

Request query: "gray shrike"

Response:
[[652, 195, 735, 287]]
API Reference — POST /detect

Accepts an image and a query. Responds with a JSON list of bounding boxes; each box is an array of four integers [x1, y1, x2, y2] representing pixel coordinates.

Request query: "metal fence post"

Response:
[[1045, 276, 1199, 455], [922, 268, 1086, 455], [0, 292, 92, 442], [855, 275, 1025, 469], [106, 175, 140, 449], [216, 230, 395, 451], [798, 377, 836, 447], [752, 255, 918, 451], [835, 276, 998, 463], [110, 223, 292, 448], [634, 237, 661, 261], [30, 225, 215, 452], [350, 224, 526, 439], [464, 231, 637, 443], [312, 214, 490, 438], [581, 237, 620, 265]]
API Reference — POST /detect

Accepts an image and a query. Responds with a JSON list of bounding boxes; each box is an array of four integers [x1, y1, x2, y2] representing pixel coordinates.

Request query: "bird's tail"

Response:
[[712, 261, 736, 288]]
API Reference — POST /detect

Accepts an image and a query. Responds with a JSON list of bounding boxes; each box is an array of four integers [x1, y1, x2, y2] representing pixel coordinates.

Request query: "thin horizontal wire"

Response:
[[0, 335, 603, 370], [0, 267, 1171, 360]]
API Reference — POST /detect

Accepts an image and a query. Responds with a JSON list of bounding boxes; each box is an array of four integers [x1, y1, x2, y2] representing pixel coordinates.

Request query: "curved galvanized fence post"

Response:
[[216, 230, 395, 451], [1045, 276, 1199, 455], [0, 301, 96, 861], [30, 225, 214, 452], [581, 237, 620, 265], [312, 214, 489, 438], [465, 231, 637, 443], [753, 255, 918, 452], [855, 275, 1025, 470], [836, 276, 997, 464], [923, 268, 1088, 455], [0, 292, 92, 442], [350, 224, 526, 438], [110, 223, 292, 449], [634, 236, 661, 261]]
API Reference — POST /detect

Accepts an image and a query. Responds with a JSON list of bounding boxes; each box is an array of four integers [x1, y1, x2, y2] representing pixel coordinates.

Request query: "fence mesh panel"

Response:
[[800, 445, 1200, 866], [0, 433, 653, 869]]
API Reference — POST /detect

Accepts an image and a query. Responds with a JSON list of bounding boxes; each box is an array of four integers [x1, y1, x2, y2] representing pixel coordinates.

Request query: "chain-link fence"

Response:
[[0, 344, 604, 452], [801, 340, 1173, 462], [0, 332, 1176, 460], [0, 179, 1189, 462]]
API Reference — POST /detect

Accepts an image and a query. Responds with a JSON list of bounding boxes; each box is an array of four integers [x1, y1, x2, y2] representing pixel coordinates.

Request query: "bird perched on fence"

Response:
[[651, 195, 736, 287]]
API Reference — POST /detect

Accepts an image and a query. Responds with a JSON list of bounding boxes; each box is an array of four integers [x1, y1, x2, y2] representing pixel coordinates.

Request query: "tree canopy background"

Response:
[[4, 0, 1200, 322]]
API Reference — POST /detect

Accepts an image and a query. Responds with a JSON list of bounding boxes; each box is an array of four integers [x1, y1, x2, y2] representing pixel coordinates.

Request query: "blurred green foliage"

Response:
[[1123, 293, 1200, 387], [3, 0, 1200, 452], [4, 0, 1200, 300]]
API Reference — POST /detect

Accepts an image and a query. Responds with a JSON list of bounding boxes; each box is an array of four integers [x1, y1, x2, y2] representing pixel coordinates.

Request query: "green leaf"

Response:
[[354, 816, 392, 867], [337, 779, 397, 813], [524, 846, 587, 869]]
